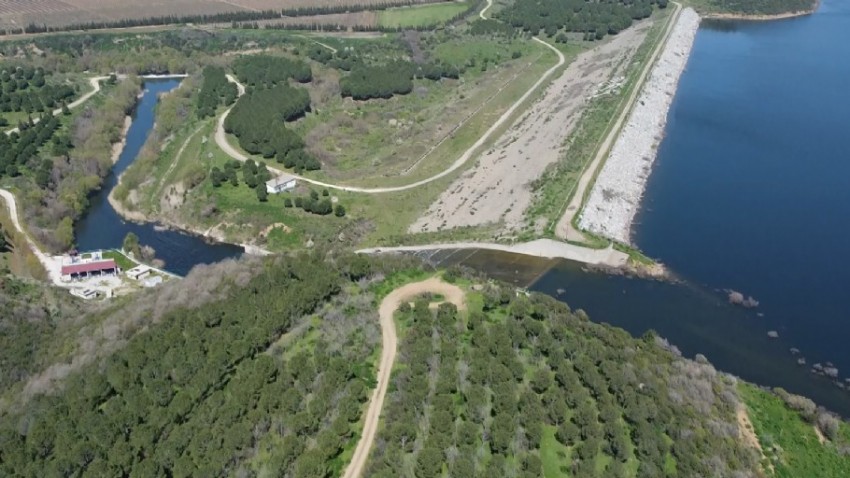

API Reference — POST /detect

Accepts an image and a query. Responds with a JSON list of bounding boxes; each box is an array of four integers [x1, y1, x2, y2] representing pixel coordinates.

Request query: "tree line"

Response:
[[232, 55, 313, 87], [496, 0, 662, 41], [3, 1, 462, 36], [196, 66, 237, 119]]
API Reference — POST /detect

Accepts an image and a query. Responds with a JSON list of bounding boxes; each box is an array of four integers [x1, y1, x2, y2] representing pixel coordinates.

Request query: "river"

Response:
[[74, 79, 243, 276]]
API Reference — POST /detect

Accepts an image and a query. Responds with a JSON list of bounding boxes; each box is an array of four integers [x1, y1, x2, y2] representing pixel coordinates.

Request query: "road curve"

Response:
[[4, 76, 108, 136], [554, 1, 682, 241], [217, 37, 565, 194], [0, 189, 68, 285], [342, 277, 466, 478], [479, 0, 493, 20]]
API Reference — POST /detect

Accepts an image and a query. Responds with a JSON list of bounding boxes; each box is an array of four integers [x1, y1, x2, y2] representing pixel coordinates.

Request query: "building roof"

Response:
[[61, 259, 117, 276], [266, 174, 297, 187]]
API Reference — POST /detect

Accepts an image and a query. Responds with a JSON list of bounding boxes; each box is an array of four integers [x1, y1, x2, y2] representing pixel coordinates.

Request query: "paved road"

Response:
[[216, 36, 565, 193], [341, 278, 466, 478], [554, 1, 683, 242]]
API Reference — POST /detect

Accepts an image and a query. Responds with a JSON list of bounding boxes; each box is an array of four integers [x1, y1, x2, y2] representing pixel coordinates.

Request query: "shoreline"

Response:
[[578, 7, 700, 244], [702, 0, 819, 21], [110, 116, 132, 165]]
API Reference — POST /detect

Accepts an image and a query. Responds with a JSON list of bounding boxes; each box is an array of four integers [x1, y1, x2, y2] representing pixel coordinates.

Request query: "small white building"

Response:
[[266, 174, 297, 194], [126, 265, 152, 281]]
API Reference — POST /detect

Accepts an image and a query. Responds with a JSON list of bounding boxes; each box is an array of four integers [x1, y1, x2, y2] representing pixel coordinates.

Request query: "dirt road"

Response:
[[554, 2, 682, 242], [0, 189, 67, 286], [410, 20, 651, 234], [217, 40, 565, 193], [341, 277, 465, 478], [4, 76, 107, 136]]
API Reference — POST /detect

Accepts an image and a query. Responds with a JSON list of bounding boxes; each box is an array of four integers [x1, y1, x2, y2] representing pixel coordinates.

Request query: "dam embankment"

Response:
[[579, 7, 700, 244]]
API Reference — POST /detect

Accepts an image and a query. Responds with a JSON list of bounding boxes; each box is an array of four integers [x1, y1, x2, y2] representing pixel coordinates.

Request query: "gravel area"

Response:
[[409, 23, 649, 234], [578, 8, 700, 244]]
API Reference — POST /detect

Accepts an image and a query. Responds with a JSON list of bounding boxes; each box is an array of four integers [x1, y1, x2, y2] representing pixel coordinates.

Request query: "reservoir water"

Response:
[[493, 2, 850, 415], [75, 79, 243, 276]]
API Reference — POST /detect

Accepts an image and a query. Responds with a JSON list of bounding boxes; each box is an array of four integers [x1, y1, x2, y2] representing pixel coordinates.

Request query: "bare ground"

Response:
[[409, 23, 650, 235]]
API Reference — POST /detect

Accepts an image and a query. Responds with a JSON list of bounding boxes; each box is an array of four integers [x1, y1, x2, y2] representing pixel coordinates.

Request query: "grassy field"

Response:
[[290, 35, 554, 186], [740, 383, 850, 478], [377, 1, 471, 28]]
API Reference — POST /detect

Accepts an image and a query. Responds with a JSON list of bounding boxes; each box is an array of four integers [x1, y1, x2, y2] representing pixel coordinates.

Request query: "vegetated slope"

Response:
[[699, 0, 818, 15], [740, 384, 850, 478], [0, 275, 85, 392], [366, 282, 761, 478], [1, 254, 846, 477], [0, 252, 404, 477]]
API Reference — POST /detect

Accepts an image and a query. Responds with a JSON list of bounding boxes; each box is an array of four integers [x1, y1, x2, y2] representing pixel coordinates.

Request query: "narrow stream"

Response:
[[74, 79, 243, 276]]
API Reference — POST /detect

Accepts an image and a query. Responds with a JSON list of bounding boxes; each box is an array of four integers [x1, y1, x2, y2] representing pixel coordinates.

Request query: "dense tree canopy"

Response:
[[232, 55, 312, 88], [224, 83, 312, 162], [0, 253, 391, 477], [196, 66, 237, 119], [340, 62, 415, 100], [496, 0, 660, 40]]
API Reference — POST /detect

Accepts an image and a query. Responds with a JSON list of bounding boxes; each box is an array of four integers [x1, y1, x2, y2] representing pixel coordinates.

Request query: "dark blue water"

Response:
[[75, 80, 243, 276], [530, 1, 850, 415]]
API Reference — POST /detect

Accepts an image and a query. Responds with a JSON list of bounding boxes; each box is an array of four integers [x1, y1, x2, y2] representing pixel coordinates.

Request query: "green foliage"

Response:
[[0, 254, 377, 477], [232, 55, 312, 88], [741, 383, 850, 478], [0, 66, 76, 118], [340, 62, 415, 100], [122, 232, 141, 257], [496, 0, 658, 40], [334, 205, 346, 217], [196, 66, 237, 119], [366, 282, 761, 477], [700, 0, 816, 15], [224, 82, 317, 171]]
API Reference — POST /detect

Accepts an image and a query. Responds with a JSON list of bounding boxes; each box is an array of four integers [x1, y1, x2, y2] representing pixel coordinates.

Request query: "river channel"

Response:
[[74, 79, 243, 276]]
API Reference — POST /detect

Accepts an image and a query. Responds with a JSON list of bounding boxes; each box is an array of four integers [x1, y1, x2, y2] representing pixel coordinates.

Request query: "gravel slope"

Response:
[[578, 8, 700, 244]]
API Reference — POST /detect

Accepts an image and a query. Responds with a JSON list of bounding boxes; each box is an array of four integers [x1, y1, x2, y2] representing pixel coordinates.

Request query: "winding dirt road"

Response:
[[554, 1, 682, 242], [4, 76, 108, 136], [216, 37, 565, 193], [341, 277, 466, 478]]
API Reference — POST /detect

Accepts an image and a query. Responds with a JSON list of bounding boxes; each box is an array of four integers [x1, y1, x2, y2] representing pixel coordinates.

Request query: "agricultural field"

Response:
[[377, 0, 472, 28], [0, 0, 452, 31]]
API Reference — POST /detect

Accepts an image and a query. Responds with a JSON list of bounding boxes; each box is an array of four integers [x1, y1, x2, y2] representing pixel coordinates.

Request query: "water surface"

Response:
[[75, 80, 242, 276]]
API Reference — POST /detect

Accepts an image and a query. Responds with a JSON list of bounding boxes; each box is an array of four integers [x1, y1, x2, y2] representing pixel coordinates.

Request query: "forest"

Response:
[[1, 254, 849, 477], [340, 62, 416, 100], [196, 66, 238, 119], [496, 0, 661, 40], [224, 55, 319, 171], [224, 84, 313, 160]]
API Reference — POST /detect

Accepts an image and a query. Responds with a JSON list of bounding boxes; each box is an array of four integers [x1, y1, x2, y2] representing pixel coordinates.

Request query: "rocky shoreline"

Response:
[[578, 8, 700, 244]]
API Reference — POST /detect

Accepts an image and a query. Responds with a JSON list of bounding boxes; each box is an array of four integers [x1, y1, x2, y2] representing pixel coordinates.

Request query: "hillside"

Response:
[[1, 254, 848, 477]]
